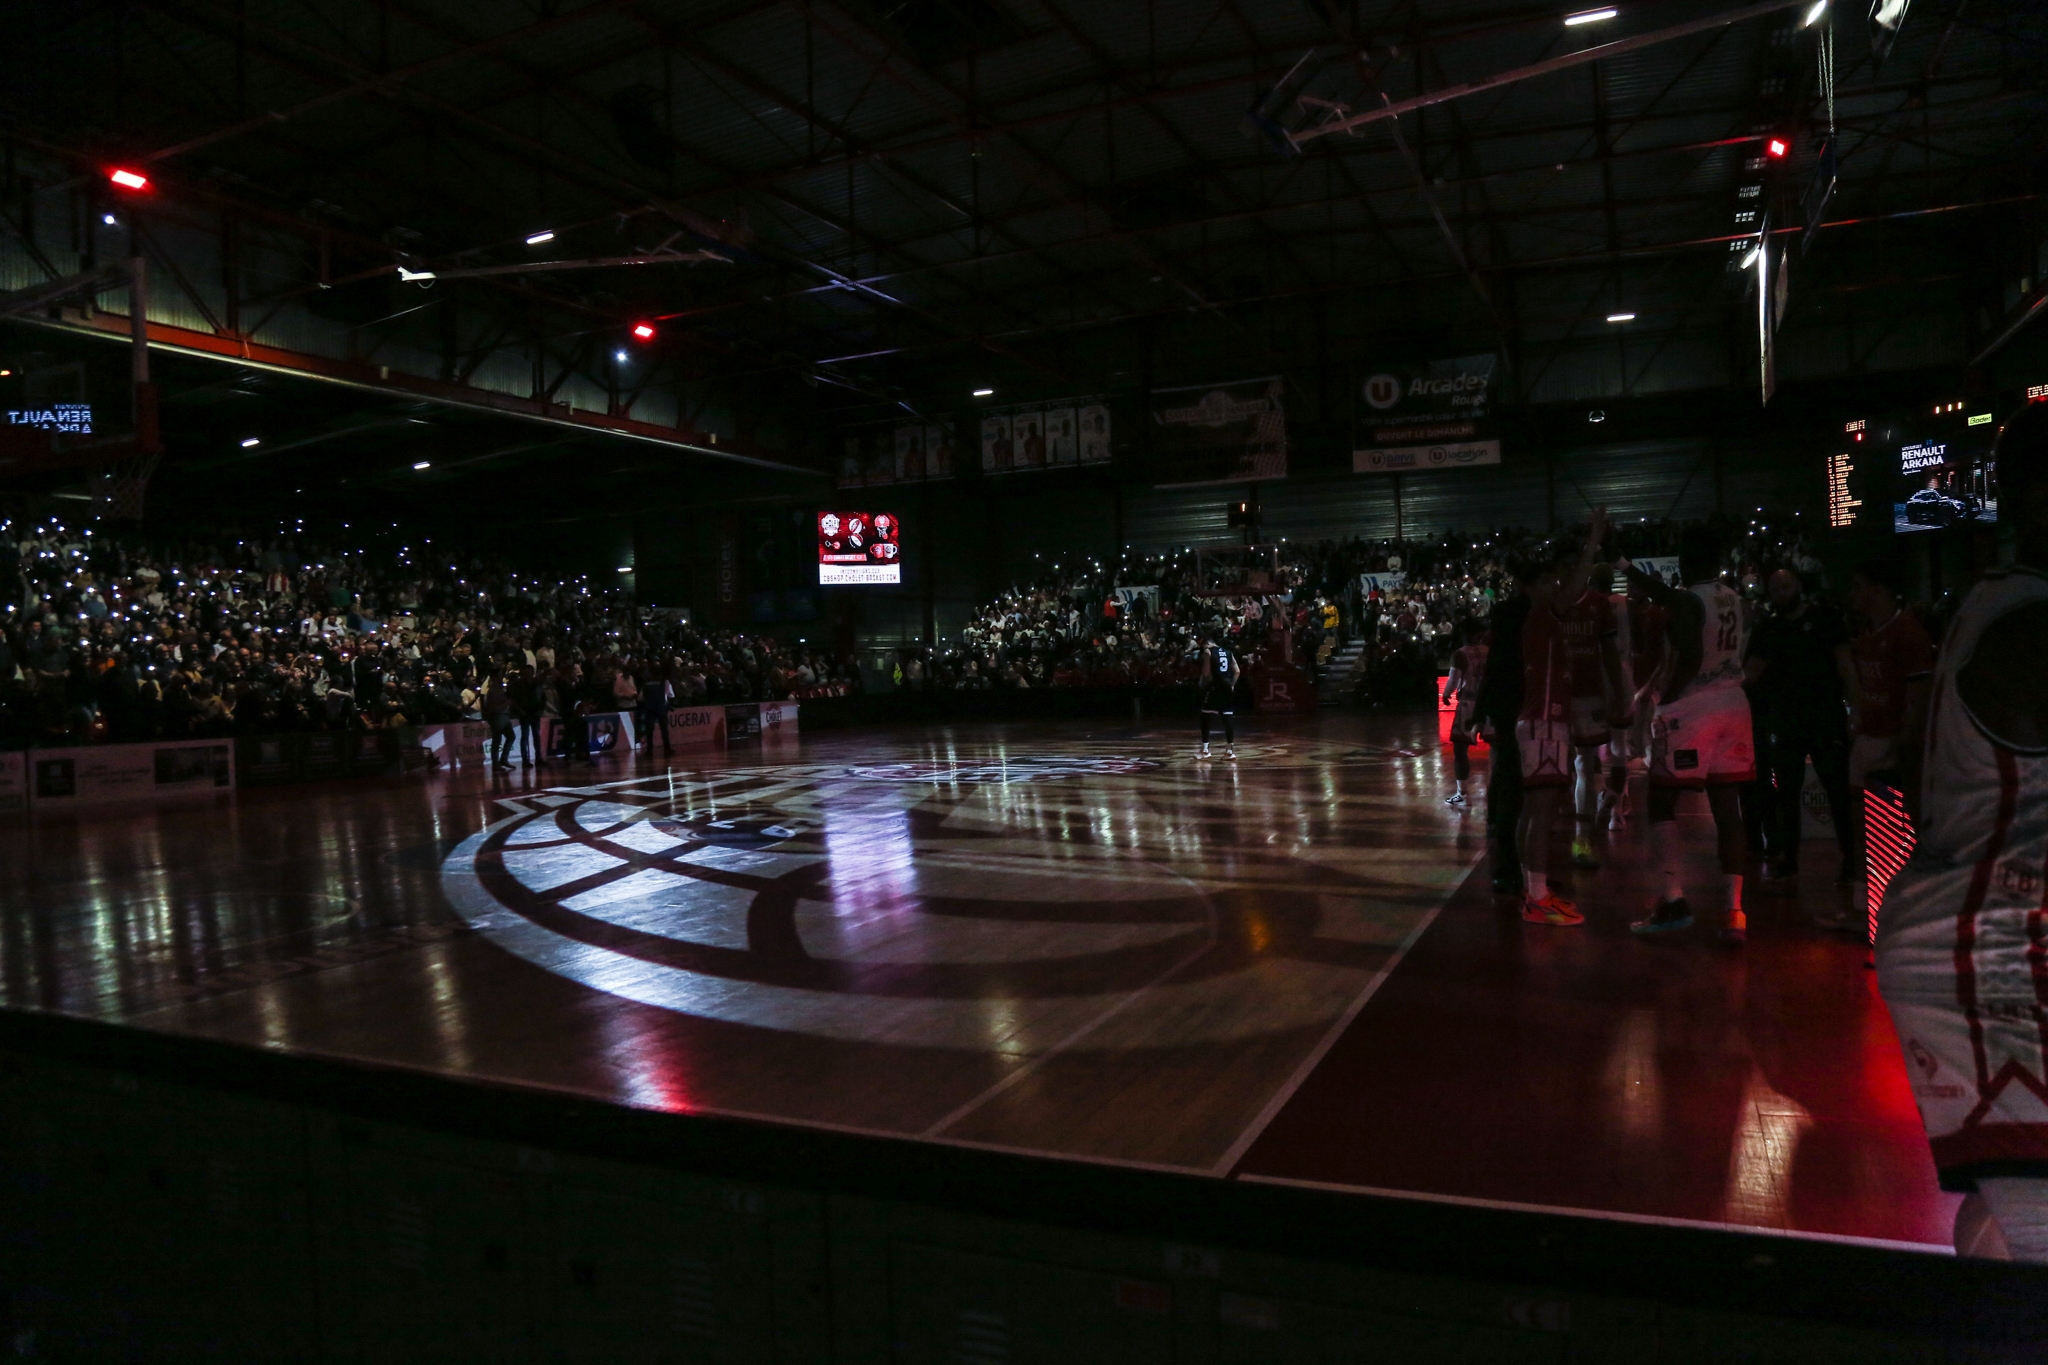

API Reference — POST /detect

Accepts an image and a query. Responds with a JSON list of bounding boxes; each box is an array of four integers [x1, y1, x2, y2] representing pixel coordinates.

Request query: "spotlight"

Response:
[[413, 461, 431, 470], [615, 350, 629, 362], [631, 322, 657, 340], [1765, 136, 1789, 159], [1606, 312, 1635, 323], [525, 230, 556, 246], [102, 213, 117, 226], [1802, 0, 1827, 24], [972, 387, 995, 397], [108, 168, 149, 191], [1564, 7, 1617, 25], [240, 437, 261, 448]]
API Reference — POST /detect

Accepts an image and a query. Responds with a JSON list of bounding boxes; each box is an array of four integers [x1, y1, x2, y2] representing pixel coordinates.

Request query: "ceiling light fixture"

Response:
[[972, 387, 994, 397], [525, 230, 556, 246], [1801, 0, 1828, 24], [1606, 312, 1635, 323], [108, 168, 149, 191], [413, 461, 432, 470], [631, 322, 657, 340], [614, 350, 628, 362], [1564, 7, 1618, 25], [239, 437, 261, 448], [101, 213, 117, 226], [1765, 136, 1790, 158]]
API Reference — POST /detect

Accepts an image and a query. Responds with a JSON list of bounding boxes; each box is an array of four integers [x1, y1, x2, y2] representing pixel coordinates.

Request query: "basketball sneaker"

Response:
[[1521, 892, 1585, 927], [1226, 745, 1237, 759], [1444, 791, 1468, 808], [1630, 898, 1694, 936], [1719, 910, 1748, 946], [1199, 743, 1211, 759], [1570, 837, 1601, 870]]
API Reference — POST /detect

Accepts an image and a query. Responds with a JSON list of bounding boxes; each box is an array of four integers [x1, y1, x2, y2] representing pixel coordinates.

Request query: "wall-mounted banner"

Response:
[[839, 425, 958, 488], [1354, 354, 1498, 474], [1151, 376, 1287, 485], [1111, 585, 1160, 617], [1358, 572, 1407, 595], [1631, 557, 1680, 586], [30, 740, 233, 807], [981, 399, 1112, 474]]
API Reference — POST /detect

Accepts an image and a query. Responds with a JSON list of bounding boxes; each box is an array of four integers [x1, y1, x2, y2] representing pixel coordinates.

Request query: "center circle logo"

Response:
[[438, 754, 1372, 1054], [1363, 373, 1402, 410]]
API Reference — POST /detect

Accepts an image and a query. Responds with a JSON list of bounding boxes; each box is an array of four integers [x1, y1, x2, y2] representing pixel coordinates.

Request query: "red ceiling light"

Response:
[[1764, 137, 1789, 159], [630, 322, 657, 341], [108, 168, 150, 190]]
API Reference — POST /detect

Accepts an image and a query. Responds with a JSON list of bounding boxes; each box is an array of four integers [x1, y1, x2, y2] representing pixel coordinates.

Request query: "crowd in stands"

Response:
[[3, 506, 1836, 750], [0, 515, 857, 750], [910, 513, 1830, 702]]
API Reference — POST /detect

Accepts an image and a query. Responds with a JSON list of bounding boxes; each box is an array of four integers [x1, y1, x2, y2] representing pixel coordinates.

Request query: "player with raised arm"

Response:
[[1623, 526, 1755, 945], [1878, 402, 2048, 1262]]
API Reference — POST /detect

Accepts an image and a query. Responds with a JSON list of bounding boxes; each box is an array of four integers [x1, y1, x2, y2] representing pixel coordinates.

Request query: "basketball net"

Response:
[[94, 450, 161, 521]]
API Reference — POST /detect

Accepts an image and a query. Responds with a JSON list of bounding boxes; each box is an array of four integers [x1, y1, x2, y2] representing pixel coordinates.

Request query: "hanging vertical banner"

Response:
[[893, 425, 927, 482], [1013, 410, 1047, 469], [924, 424, 958, 479], [979, 413, 1014, 473], [1150, 376, 1288, 485], [1353, 354, 1499, 473], [1044, 408, 1078, 465], [1078, 404, 1112, 464]]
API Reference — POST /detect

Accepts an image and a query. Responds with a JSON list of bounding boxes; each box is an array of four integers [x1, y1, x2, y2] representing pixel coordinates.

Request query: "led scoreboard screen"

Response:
[[1828, 420, 1865, 529], [817, 510, 901, 584]]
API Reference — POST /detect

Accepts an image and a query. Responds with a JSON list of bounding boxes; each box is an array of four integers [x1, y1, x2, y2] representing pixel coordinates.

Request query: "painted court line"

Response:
[[1210, 871, 1467, 1176], [1238, 1173, 1953, 1255]]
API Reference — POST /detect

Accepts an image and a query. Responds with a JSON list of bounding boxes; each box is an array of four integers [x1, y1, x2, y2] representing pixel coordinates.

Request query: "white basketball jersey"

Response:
[[1878, 567, 2048, 1004], [1680, 581, 1747, 698]]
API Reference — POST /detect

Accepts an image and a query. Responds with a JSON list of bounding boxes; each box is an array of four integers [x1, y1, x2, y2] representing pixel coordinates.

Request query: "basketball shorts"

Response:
[[1515, 717, 1573, 788], [1567, 695, 1607, 748], [1650, 689, 1755, 788]]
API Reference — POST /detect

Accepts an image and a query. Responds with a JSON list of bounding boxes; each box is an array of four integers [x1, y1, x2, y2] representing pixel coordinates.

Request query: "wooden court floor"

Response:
[[0, 715, 1955, 1249]]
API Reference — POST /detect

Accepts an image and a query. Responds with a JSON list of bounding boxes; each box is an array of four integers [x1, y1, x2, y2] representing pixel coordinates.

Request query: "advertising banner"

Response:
[[0, 750, 24, 813], [661, 705, 728, 749], [30, 740, 233, 808], [759, 701, 800, 739], [1632, 557, 1680, 586], [1354, 354, 1498, 474], [1151, 377, 1287, 485], [817, 510, 903, 585], [236, 732, 400, 786], [725, 703, 762, 741], [1358, 572, 1407, 595], [540, 712, 637, 760], [1111, 585, 1160, 618], [418, 721, 540, 768]]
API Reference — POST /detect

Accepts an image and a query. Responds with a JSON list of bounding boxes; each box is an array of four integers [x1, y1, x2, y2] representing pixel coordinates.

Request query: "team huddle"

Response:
[[1437, 513, 1760, 939], [1442, 403, 2048, 1263]]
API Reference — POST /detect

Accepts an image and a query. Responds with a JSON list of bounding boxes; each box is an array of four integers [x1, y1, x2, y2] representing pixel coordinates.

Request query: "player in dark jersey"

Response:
[[1196, 636, 1240, 759]]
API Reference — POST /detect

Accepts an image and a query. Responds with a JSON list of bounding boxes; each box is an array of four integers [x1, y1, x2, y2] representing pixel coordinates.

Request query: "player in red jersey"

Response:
[[1514, 509, 1608, 927], [1556, 570, 1628, 869], [1441, 619, 1489, 808]]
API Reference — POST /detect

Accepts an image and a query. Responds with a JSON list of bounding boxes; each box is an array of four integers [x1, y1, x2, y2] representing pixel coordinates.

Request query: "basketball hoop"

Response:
[[94, 450, 161, 521]]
